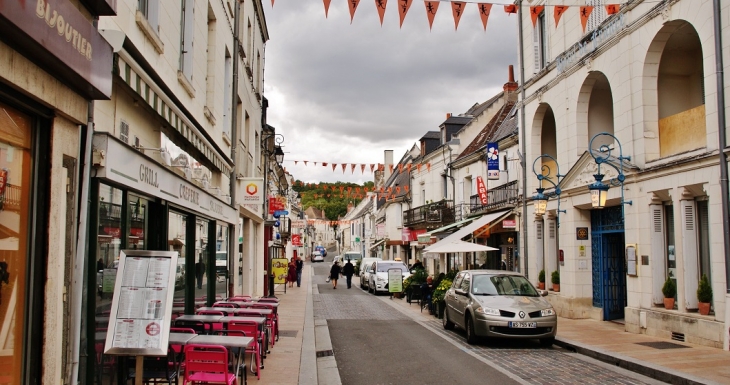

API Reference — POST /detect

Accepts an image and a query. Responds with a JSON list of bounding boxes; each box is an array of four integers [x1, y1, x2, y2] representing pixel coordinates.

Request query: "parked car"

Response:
[[315, 245, 327, 258], [358, 257, 381, 289], [367, 260, 411, 294], [312, 251, 324, 263], [442, 270, 557, 346], [342, 251, 362, 267]]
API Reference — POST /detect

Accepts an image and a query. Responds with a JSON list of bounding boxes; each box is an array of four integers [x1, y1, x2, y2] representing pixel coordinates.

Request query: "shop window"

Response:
[[195, 218, 211, 300], [128, 195, 148, 250], [215, 224, 229, 299], [169, 211, 187, 302], [0, 101, 32, 383], [533, 10, 548, 73]]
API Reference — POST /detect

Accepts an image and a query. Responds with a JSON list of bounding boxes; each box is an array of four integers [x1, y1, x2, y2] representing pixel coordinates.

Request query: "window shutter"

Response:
[[536, 222, 543, 240], [532, 23, 540, 73], [548, 221, 555, 239], [119, 121, 129, 144], [650, 205, 666, 305]]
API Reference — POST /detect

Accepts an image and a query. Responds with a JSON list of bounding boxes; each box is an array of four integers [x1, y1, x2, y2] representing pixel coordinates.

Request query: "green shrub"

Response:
[[432, 279, 452, 304], [551, 270, 560, 285], [662, 277, 676, 298], [538, 269, 545, 283], [697, 274, 712, 303]]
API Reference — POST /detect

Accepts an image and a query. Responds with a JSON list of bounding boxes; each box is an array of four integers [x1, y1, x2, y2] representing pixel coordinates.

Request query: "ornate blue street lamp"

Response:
[[588, 133, 632, 211], [532, 154, 565, 226]]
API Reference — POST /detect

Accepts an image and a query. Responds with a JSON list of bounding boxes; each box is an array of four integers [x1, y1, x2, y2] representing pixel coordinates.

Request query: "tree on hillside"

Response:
[[293, 180, 375, 221]]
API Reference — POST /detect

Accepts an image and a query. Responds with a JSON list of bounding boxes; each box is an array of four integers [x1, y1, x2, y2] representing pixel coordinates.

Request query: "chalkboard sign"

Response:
[[103, 250, 179, 356]]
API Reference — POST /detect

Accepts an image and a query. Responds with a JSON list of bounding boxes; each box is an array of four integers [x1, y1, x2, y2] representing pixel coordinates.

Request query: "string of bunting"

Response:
[[288, 160, 432, 174], [270, 1, 622, 33], [295, 180, 411, 201]]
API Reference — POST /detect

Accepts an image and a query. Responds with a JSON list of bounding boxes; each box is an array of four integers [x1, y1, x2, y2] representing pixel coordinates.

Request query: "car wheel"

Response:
[[539, 337, 555, 347], [442, 306, 455, 330], [465, 315, 478, 345]]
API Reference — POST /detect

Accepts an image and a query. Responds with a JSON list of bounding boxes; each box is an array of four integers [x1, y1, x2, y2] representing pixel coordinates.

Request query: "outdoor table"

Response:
[[168, 332, 197, 345], [232, 308, 272, 317], [235, 302, 279, 345], [173, 314, 224, 334], [180, 334, 253, 385], [220, 316, 268, 358], [197, 306, 234, 315]]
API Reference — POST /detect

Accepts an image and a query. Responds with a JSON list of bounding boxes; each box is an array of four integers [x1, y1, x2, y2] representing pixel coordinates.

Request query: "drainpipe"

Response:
[[228, 0, 241, 298], [69, 102, 94, 385], [518, 1, 529, 278]]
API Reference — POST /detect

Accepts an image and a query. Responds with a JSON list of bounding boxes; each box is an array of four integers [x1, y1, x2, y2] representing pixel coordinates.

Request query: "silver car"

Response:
[[442, 270, 557, 346]]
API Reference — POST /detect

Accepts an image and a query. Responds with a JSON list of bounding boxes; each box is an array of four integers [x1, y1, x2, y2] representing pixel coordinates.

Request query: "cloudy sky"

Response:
[[262, 1, 518, 185]]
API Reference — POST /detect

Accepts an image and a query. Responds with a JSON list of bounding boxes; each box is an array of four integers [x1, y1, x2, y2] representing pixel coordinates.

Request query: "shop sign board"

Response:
[[487, 143, 500, 180], [103, 250, 178, 356], [388, 269, 402, 293], [240, 178, 264, 204], [476, 176, 488, 204], [271, 258, 288, 284]]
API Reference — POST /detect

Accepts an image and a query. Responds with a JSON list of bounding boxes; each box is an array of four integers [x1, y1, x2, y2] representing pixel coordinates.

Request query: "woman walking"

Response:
[[329, 261, 342, 289], [287, 258, 297, 288]]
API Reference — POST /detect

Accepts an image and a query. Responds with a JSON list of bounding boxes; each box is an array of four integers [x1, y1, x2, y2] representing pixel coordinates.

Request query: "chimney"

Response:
[[384, 150, 394, 180], [446, 113, 452, 119], [503, 65, 519, 100]]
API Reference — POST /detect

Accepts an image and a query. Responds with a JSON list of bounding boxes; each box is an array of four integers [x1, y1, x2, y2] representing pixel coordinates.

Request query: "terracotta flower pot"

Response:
[[663, 297, 675, 310], [538, 282, 545, 290], [552, 284, 560, 292], [698, 302, 711, 315]]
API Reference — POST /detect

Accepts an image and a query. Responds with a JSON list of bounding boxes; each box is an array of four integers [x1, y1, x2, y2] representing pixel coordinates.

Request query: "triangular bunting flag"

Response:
[[427, 163, 431, 172], [356, 187, 361, 193], [322, 162, 327, 166], [339, 186, 344, 192], [341, 163, 347, 173], [323, 0, 332, 17], [554, 5, 568, 27], [404, 186, 409, 192], [504, 4, 517, 14], [530, 6, 544, 28], [396, 186, 401, 194], [304, 161, 308, 166], [477, 3, 492, 31], [348, 0, 361, 24], [388, 187, 393, 193], [347, 187, 352, 192], [332, 164, 337, 171], [580, 6, 593, 33], [398, 0, 413, 28], [606, 4, 620, 15], [361, 164, 366, 173], [370, 164, 376, 172], [314, 162, 318, 166], [407, 164, 412, 172], [351, 164, 356, 173], [424, 1, 439, 30], [417, 164, 422, 172], [451, 2, 466, 31], [398, 164, 403, 173], [294, 161, 299, 165], [376, 0, 387, 26], [389, 164, 394, 174], [271, 0, 274, 6]]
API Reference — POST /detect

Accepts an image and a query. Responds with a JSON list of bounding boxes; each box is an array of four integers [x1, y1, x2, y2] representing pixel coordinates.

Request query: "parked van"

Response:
[[358, 257, 382, 290], [342, 251, 362, 266]]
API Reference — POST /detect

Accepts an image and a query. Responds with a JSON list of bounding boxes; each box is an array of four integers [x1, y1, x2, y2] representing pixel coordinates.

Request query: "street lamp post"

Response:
[[587, 132, 632, 216], [532, 154, 565, 226], [262, 131, 284, 297]]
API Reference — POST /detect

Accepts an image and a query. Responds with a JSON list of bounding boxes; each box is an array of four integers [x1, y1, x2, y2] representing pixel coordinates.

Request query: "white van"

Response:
[[342, 251, 363, 266], [358, 257, 382, 290]]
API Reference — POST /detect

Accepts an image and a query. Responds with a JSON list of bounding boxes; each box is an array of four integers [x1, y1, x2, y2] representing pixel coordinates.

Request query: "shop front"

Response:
[[86, 133, 237, 383]]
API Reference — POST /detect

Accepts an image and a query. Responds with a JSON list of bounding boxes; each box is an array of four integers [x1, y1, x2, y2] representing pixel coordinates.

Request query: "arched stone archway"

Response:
[[576, 72, 614, 154], [531, 103, 557, 182]]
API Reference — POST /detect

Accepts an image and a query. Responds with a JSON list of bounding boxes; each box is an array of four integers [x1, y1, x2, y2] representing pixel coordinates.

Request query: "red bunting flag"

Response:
[[530, 6, 544, 28], [271, 0, 274, 6], [427, 163, 431, 172], [404, 185, 409, 192], [605, 4, 620, 15], [398, 164, 403, 173], [348, 0, 361, 24], [398, 0, 413, 28], [304, 161, 308, 166], [396, 186, 401, 194], [389, 164, 394, 174], [378, 164, 384, 171], [451, 2, 466, 30], [417, 164, 422, 172], [332, 164, 337, 171], [356, 187, 361, 193], [347, 186, 352, 192], [554, 5, 568, 27], [580, 6, 594, 33], [477, 3, 492, 31], [370, 164, 376, 172], [339, 186, 344, 192], [424, 1, 439, 30], [380, 187, 384, 193], [504, 4, 517, 14], [375, 0, 387, 26], [388, 187, 393, 193], [351, 164, 356, 173], [322, 162, 327, 166], [407, 164, 412, 172], [323, 0, 332, 17], [294, 161, 298, 165], [341, 163, 347, 173]]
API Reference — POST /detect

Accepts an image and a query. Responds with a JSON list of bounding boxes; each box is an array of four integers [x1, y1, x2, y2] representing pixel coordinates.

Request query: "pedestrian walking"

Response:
[[330, 261, 341, 289], [342, 259, 354, 289], [287, 258, 297, 288], [295, 257, 304, 287], [195, 257, 205, 289], [97, 258, 104, 272]]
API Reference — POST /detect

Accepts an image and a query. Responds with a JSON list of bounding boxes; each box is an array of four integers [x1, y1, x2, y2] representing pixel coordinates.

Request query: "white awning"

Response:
[[369, 239, 386, 250], [434, 210, 512, 245]]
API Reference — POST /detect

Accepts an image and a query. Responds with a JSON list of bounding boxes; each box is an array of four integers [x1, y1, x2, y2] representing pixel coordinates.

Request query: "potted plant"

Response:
[[538, 269, 546, 290], [697, 274, 712, 315], [431, 278, 452, 319], [662, 276, 676, 309], [551, 270, 560, 292]]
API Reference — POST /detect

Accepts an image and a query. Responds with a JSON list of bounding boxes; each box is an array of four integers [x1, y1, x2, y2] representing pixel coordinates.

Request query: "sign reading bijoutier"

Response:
[[104, 250, 178, 356]]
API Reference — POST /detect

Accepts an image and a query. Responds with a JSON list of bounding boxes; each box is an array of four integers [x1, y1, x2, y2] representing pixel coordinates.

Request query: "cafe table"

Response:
[[172, 333, 253, 384], [220, 316, 268, 358], [173, 314, 224, 334], [232, 308, 272, 317]]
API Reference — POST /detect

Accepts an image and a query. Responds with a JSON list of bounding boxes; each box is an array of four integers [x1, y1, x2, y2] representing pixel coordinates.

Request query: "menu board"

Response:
[[104, 250, 179, 356]]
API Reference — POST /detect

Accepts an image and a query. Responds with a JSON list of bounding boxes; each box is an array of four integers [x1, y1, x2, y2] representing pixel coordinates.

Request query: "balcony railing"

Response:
[[0, 184, 21, 212], [403, 200, 456, 228], [469, 180, 519, 214]]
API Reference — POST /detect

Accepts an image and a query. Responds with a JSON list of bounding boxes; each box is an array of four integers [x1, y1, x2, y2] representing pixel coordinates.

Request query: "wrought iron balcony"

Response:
[[469, 180, 519, 214], [403, 200, 456, 228]]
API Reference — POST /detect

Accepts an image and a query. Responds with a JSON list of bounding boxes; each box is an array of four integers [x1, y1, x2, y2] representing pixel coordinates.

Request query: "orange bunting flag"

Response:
[[339, 186, 344, 192], [380, 187, 385, 193], [530, 6, 544, 28], [370, 164, 375, 173], [398, 164, 403, 173], [427, 163, 431, 172], [554, 5, 568, 27], [348, 0, 361, 24], [388, 187, 393, 193], [361, 164, 366, 173], [404, 185, 409, 192], [327, 194, 331, 198], [271, 0, 274, 6], [341, 164, 347, 173], [332, 164, 337, 171], [451, 2, 466, 30], [396, 186, 401, 194], [580, 6, 594, 33], [417, 164, 422, 172], [323, 0, 332, 17], [322, 162, 327, 166], [378, 164, 384, 171], [351, 164, 356, 173], [605, 4, 620, 15], [294, 161, 298, 165], [477, 3, 492, 31], [375, 0, 387, 26], [504, 4, 517, 14], [407, 164, 412, 172], [398, 0, 412, 28], [347, 187, 352, 192], [356, 187, 361, 193], [424, 1, 439, 30], [388, 164, 394, 174]]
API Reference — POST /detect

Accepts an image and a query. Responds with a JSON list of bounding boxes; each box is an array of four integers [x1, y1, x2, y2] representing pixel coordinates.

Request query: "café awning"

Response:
[[369, 239, 386, 251], [431, 210, 512, 246]]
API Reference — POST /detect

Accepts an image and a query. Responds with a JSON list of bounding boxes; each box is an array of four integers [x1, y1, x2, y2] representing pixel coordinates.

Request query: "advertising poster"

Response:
[[272, 258, 289, 284], [487, 142, 500, 180], [388, 269, 403, 293]]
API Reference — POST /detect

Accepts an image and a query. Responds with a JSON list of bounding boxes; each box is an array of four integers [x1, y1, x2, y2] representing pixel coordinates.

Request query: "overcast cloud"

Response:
[[262, 1, 518, 184]]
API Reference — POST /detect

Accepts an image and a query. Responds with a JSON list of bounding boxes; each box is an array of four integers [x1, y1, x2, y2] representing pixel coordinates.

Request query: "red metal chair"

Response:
[[196, 310, 225, 332], [251, 304, 277, 346], [255, 298, 278, 303], [213, 330, 248, 385], [182, 344, 237, 385], [227, 320, 262, 379], [213, 302, 239, 309]]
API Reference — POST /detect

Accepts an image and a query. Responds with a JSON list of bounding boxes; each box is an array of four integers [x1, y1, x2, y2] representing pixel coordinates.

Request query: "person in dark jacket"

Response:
[[295, 257, 304, 287], [342, 259, 355, 289], [330, 261, 342, 289]]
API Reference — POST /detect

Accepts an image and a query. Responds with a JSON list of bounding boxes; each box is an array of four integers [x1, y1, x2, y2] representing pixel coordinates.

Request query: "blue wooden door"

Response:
[[591, 207, 627, 320]]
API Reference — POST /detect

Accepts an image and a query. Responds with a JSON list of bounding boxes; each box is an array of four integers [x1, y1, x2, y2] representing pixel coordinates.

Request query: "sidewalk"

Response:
[[269, 269, 730, 384]]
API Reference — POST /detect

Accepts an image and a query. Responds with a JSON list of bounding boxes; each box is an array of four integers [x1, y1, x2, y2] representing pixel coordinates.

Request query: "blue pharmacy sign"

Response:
[[487, 142, 500, 180]]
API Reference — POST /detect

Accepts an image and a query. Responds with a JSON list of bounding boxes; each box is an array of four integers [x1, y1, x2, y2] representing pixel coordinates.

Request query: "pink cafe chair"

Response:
[[182, 344, 237, 385]]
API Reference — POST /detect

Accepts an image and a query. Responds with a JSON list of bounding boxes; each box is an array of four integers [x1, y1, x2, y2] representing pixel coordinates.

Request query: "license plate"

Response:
[[509, 321, 537, 328]]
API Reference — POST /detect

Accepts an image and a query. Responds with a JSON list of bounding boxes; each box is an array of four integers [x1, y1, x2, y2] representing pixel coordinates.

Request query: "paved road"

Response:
[[312, 252, 668, 385]]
